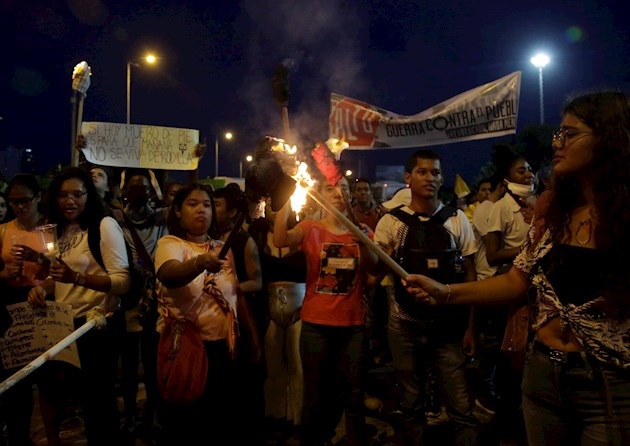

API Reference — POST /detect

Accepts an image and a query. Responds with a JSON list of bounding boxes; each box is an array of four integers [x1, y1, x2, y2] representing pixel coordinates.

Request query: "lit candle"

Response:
[[44, 242, 57, 263]]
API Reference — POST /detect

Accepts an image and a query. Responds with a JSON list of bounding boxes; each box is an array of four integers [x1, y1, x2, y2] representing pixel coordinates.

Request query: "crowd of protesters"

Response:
[[0, 89, 629, 446]]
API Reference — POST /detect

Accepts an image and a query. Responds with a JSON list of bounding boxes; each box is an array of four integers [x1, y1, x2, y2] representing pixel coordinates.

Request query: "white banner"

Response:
[[80, 122, 200, 170], [328, 71, 521, 149]]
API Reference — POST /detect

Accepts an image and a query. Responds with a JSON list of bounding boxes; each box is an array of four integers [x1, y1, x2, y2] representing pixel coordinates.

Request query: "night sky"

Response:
[[1, 0, 629, 187]]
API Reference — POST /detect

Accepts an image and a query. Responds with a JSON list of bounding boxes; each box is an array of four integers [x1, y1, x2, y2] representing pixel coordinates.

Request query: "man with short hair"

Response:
[[351, 177, 382, 231], [374, 149, 479, 445]]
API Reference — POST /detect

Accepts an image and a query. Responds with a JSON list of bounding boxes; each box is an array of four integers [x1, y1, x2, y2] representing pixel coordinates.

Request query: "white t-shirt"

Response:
[[55, 216, 130, 319], [472, 200, 497, 279], [486, 194, 531, 250], [375, 203, 478, 258], [154, 235, 239, 341], [375, 203, 478, 320]]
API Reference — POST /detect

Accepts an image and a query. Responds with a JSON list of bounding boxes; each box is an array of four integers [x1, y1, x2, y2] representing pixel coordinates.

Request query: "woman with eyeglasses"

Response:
[[0, 174, 47, 446], [402, 90, 630, 445], [27, 167, 130, 446]]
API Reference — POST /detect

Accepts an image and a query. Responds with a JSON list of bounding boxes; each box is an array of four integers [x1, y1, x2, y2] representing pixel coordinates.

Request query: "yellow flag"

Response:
[[454, 174, 471, 198]]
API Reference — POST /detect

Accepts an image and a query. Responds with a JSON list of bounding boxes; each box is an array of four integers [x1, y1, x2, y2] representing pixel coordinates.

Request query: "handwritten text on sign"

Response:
[[1, 302, 79, 370], [81, 122, 200, 170]]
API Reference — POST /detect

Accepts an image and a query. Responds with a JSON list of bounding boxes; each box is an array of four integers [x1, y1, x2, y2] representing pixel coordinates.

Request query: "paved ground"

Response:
[[14, 361, 521, 445]]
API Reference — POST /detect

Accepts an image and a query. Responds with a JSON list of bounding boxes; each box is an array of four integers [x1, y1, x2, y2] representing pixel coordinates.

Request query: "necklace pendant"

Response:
[[576, 218, 593, 245]]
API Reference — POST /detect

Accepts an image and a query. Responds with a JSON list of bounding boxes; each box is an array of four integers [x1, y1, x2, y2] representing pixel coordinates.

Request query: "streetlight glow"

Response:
[[240, 153, 253, 177], [530, 52, 550, 124], [215, 131, 235, 177], [530, 53, 550, 68], [126, 54, 159, 124]]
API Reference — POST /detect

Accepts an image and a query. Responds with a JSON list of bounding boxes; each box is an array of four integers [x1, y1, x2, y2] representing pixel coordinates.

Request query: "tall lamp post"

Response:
[[240, 154, 253, 178], [215, 131, 233, 177], [126, 54, 157, 124], [530, 53, 550, 125]]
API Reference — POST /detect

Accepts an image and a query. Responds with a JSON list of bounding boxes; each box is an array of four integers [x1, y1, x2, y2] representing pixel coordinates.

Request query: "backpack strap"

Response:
[[389, 207, 420, 228], [389, 205, 457, 228], [87, 221, 106, 271], [432, 205, 458, 225]]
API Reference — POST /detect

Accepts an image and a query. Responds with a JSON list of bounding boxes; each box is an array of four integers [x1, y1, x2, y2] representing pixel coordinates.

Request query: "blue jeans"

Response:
[[522, 345, 630, 445], [300, 322, 367, 446], [388, 314, 478, 445]]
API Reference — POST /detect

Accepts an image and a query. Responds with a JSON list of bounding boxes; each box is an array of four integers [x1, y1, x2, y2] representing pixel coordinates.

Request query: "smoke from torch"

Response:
[[272, 62, 291, 141]]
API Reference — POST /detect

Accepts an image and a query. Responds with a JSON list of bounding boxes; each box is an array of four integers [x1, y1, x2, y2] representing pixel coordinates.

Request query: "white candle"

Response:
[[44, 242, 57, 263]]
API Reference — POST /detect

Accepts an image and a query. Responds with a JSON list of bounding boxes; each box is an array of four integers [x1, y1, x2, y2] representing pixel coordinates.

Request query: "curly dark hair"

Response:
[[545, 91, 630, 297], [166, 183, 216, 239], [45, 167, 105, 237], [491, 144, 527, 181], [546, 91, 630, 249]]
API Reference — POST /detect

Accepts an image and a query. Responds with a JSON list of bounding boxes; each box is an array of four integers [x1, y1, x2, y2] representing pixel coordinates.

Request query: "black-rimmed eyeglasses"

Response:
[[8, 196, 34, 207]]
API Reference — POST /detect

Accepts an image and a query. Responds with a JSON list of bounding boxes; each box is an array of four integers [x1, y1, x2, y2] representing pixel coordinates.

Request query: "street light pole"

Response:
[[215, 135, 219, 177], [530, 53, 550, 125], [215, 132, 233, 177], [239, 154, 252, 177], [126, 62, 133, 125], [126, 54, 157, 125]]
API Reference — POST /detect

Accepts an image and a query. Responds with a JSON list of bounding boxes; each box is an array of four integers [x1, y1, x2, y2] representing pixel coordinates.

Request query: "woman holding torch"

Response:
[[402, 91, 630, 445], [274, 176, 377, 446]]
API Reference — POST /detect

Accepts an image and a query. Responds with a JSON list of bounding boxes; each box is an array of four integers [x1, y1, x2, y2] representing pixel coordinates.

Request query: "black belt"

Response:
[[533, 341, 587, 367]]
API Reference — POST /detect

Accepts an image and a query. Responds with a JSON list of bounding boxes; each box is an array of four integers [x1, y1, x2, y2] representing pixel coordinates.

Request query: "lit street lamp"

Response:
[[240, 154, 253, 178], [215, 131, 233, 177], [530, 53, 550, 125], [126, 54, 157, 124]]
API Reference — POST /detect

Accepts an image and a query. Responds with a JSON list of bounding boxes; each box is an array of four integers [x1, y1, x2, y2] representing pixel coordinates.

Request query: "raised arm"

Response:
[[273, 201, 304, 248]]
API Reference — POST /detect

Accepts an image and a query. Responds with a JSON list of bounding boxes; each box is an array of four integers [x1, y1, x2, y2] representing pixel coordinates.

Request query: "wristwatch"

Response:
[[75, 273, 87, 286]]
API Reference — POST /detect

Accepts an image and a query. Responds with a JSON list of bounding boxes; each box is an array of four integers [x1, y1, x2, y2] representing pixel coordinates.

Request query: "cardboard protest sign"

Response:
[[329, 71, 521, 150], [1, 302, 80, 370], [80, 122, 200, 170]]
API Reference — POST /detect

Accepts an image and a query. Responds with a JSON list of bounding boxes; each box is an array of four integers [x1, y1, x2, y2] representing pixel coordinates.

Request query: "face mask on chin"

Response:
[[505, 180, 535, 199]]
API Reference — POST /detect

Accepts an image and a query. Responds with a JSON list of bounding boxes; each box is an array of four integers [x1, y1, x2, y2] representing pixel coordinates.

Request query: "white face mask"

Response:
[[505, 180, 535, 198]]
